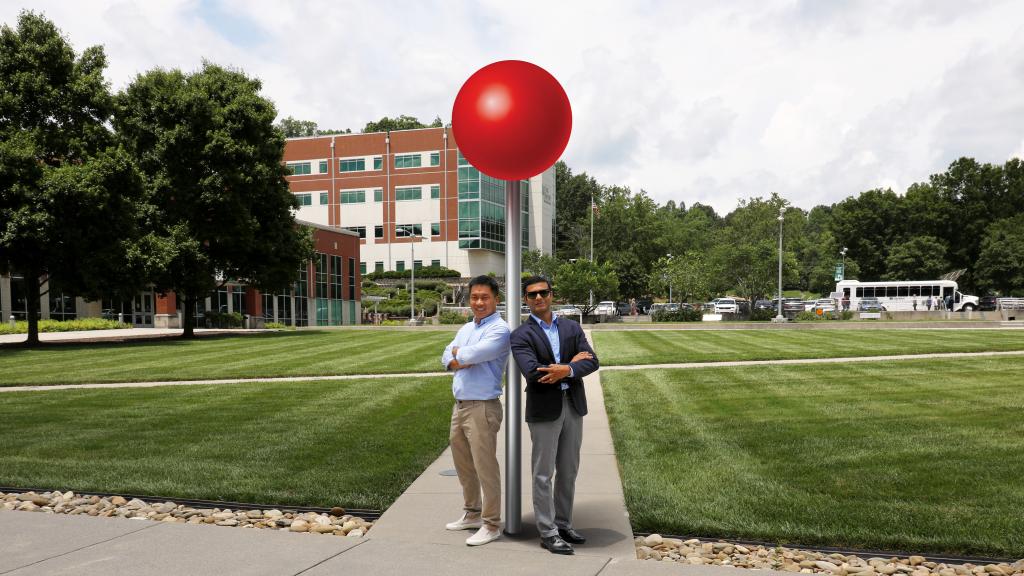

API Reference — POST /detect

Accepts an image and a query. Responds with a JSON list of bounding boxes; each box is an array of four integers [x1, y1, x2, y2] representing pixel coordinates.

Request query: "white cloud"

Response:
[[4, 0, 1024, 215]]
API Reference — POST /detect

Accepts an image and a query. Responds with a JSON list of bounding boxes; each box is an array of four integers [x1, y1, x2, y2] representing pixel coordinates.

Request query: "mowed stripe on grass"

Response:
[[0, 376, 455, 510], [602, 356, 1024, 557], [593, 329, 1024, 365], [0, 330, 455, 386]]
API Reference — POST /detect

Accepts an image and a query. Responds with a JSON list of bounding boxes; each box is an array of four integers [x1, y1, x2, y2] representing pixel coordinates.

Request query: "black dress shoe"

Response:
[[558, 527, 586, 544], [540, 535, 575, 555]]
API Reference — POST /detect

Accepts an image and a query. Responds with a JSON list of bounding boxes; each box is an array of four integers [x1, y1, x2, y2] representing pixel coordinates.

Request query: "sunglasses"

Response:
[[525, 289, 551, 299]]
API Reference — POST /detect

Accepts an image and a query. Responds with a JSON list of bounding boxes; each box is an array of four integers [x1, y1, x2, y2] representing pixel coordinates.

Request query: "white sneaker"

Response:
[[445, 513, 483, 531], [466, 525, 501, 546]]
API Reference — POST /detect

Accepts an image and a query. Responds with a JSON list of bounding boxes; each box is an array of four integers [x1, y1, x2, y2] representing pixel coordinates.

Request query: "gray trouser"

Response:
[[528, 392, 583, 538]]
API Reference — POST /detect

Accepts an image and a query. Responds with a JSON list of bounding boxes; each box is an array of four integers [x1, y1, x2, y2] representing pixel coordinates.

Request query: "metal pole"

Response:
[[589, 194, 594, 308], [410, 235, 416, 323], [775, 210, 785, 320], [504, 180, 522, 535]]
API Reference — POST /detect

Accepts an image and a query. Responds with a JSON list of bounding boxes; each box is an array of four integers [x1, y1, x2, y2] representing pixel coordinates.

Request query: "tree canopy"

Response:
[[115, 62, 312, 336]]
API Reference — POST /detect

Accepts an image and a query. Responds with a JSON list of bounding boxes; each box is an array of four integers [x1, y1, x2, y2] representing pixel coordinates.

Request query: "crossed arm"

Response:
[[442, 325, 510, 371]]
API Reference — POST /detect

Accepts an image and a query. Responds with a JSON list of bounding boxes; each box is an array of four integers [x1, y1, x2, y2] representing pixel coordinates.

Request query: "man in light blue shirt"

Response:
[[440, 275, 509, 546]]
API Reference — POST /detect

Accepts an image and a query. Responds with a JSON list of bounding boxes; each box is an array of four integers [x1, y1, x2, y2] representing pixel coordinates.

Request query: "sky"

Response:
[[4, 0, 1024, 214]]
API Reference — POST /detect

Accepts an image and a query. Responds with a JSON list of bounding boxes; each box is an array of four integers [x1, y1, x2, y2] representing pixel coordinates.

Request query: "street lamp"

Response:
[[666, 253, 673, 304], [774, 208, 787, 322], [840, 246, 848, 279], [401, 227, 423, 325]]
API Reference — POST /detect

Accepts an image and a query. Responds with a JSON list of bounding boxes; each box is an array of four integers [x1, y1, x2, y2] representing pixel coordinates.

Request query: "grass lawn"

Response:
[[0, 376, 454, 510], [593, 329, 1024, 366], [602, 356, 1024, 557], [0, 330, 455, 386]]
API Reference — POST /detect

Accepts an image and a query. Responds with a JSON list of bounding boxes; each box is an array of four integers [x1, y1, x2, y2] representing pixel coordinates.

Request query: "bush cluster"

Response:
[[651, 308, 702, 322], [203, 311, 244, 328], [0, 318, 132, 335], [749, 308, 776, 321], [365, 267, 461, 280], [439, 309, 470, 325]]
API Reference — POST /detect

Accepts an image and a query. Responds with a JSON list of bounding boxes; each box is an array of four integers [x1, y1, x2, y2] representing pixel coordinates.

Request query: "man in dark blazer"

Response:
[[510, 275, 599, 555]]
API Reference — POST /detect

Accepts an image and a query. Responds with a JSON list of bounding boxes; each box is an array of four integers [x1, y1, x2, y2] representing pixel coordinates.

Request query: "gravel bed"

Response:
[[1, 490, 373, 537], [635, 535, 1023, 575]]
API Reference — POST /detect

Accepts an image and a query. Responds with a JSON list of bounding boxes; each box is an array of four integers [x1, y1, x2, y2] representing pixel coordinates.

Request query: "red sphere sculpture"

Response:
[[451, 60, 572, 180]]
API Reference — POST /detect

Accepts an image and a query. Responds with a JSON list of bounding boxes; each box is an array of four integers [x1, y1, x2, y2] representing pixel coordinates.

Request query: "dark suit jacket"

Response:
[[510, 316, 599, 423]]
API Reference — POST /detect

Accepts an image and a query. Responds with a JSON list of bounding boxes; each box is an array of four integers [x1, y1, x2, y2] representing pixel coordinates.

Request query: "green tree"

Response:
[[361, 114, 440, 133], [553, 161, 602, 261], [115, 62, 313, 337], [275, 116, 318, 137], [830, 188, 906, 281], [974, 215, 1024, 295], [521, 249, 563, 282], [0, 12, 152, 345], [883, 235, 950, 280], [554, 259, 619, 316], [648, 252, 713, 303]]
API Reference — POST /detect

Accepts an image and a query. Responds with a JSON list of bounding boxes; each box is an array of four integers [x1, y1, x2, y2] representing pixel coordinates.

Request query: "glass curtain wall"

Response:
[[457, 151, 530, 253]]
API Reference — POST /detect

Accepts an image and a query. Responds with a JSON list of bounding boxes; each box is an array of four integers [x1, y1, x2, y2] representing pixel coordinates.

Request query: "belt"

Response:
[[456, 398, 500, 405]]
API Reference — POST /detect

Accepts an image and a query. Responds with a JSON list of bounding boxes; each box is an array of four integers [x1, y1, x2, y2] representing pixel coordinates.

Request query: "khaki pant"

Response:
[[449, 399, 503, 529]]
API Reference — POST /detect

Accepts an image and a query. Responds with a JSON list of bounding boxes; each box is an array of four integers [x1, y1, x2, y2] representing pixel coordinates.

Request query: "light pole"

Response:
[[774, 208, 787, 322], [667, 253, 673, 304], [406, 229, 422, 325], [840, 246, 848, 279]]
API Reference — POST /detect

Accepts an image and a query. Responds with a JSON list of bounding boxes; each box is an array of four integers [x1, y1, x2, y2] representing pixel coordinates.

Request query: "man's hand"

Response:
[[569, 351, 593, 363], [448, 359, 473, 371], [538, 364, 572, 384]]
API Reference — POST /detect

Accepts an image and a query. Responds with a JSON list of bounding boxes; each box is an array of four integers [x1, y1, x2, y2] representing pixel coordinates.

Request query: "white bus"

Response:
[[835, 280, 979, 312]]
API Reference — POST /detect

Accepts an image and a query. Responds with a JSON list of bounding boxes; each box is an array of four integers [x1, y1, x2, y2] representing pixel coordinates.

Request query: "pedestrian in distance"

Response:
[[511, 275, 600, 555], [440, 275, 510, 546]]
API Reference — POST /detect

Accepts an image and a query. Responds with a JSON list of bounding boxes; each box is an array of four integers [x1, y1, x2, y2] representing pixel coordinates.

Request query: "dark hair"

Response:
[[468, 275, 500, 296], [521, 275, 552, 294]]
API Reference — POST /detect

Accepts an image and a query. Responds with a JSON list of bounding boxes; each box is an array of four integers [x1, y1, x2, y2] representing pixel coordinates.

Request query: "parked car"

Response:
[[813, 298, 836, 313], [858, 297, 885, 312], [553, 304, 583, 318], [979, 295, 999, 311], [782, 298, 805, 316], [595, 301, 618, 316], [635, 298, 653, 314], [714, 298, 739, 314], [754, 299, 774, 310], [615, 301, 632, 316]]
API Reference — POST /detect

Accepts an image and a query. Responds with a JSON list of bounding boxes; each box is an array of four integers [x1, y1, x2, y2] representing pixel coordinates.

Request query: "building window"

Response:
[[262, 293, 274, 322], [374, 261, 384, 273], [431, 259, 441, 268], [394, 154, 422, 169], [339, 158, 366, 172], [295, 261, 309, 327], [319, 160, 328, 173], [295, 193, 312, 206], [340, 190, 366, 204], [343, 226, 366, 239], [49, 290, 77, 321], [414, 260, 422, 271], [430, 185, 440, 199], [348, 257, 356, 300], [320, 192, 329, 205], [395, 186, 422, 201], [374, 225, 384, 239], [330, 255, 343, 300], [396, 224, 423, 237], [373, 156, 382, 170], [430, 152, 440, 166], [431, 222, 440, 236], [373, 188, 383, 202], [396, 261, 405, 272], [360, 262, 367, 275], [287, 162, 312, 175]]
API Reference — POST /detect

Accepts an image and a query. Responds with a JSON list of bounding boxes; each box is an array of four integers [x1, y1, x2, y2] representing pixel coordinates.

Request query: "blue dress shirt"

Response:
[[441, 311, 510, 400], [530, 314, 573, 390]]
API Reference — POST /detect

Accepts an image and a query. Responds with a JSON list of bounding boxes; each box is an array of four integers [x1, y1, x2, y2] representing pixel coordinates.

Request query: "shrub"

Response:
[[264, 322, 293, 330], [439, 309, 470, 325], [0, 318, 131, 335], [749, 308, 776, 321], [366, 266, 461, 280], [652, 308, 702, 322], [204, 311, 244, 328]]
